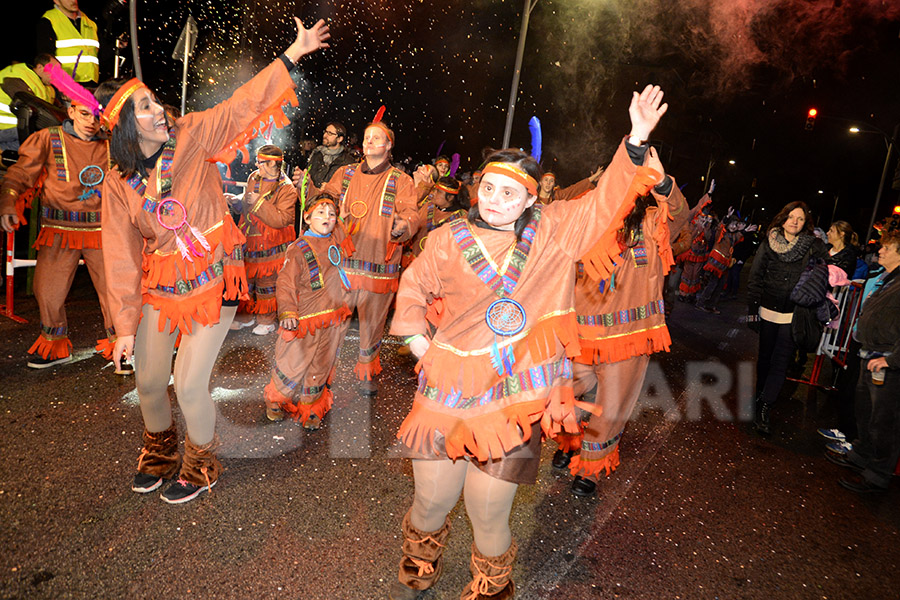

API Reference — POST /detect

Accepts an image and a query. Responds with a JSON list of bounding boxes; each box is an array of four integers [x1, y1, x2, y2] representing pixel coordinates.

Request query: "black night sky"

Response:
[[6, 0, 900, 237]]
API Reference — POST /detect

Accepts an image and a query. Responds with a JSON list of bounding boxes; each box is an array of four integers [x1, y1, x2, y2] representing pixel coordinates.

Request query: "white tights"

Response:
[[134, 304, 236, 446], [410, 458, 518, 557]]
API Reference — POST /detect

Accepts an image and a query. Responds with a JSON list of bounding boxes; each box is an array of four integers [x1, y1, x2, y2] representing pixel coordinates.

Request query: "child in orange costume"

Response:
[[228, 144, 297, 335], [263, 194, 351, 427], [387, 86, 668, 600]]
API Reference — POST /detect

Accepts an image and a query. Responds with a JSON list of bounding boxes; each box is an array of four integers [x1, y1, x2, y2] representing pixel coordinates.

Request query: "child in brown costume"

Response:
[[228, 144, 298, 335], [263, 194, 351, 427]]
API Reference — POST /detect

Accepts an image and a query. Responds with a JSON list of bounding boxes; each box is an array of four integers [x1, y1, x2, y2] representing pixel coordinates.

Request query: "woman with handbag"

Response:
[[746, 201, 827, 435]]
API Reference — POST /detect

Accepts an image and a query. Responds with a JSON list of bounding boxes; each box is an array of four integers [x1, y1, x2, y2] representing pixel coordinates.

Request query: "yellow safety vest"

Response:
[[42, 8, 99, 83], [0, 63, 57, 130]]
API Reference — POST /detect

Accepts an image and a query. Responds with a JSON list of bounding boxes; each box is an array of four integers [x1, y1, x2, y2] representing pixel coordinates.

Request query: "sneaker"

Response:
[[27, 355, 73, 369], [114, 362, 135, 376], [826, 440, 853, 455], [132, 472, 164, 494], [160, 478, 217, 504], [817, 428, 846, 442], [266, 406, 285, 422], [229, 318, 255, 331], [251, 323, 276, 336]]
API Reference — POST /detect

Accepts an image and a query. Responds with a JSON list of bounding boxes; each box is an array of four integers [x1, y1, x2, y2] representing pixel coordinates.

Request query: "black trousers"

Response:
[[847, 360, 900, 489], [756, 319, 796, 407]]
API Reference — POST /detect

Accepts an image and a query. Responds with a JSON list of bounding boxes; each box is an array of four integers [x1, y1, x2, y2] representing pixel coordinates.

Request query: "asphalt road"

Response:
[[1, 270, 897, 599]]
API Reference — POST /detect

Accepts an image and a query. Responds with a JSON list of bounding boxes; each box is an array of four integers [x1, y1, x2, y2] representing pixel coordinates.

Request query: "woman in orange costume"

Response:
[[403, 175, 470, 267], [553, 150, 704, 497], [228, 144, 297, 335], [263, 194, 351, 427], [101, 18, 330, 504], [386, 86, 668, 600]]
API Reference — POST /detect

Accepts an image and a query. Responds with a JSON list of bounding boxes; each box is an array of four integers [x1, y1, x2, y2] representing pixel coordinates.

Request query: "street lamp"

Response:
[[849, 123, 899, 242]]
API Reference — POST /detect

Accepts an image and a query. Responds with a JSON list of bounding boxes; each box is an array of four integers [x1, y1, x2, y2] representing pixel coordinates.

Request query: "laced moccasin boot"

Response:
[[389, 511, 452, 600], [161, 434, 222, 504], [459, 540, 517, 600], [132, 424, 180, 493]]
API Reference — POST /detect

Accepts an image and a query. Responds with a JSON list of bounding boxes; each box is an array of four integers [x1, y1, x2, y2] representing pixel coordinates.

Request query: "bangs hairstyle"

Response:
[[304, 192, 338, 219], [107, 81, 172, 178], [467, 148, 542, 241], [769, 201, 814, 235]]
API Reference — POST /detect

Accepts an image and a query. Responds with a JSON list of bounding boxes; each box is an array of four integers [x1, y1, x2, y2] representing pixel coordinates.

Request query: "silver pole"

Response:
[[129, 0, 142, 80], [865, 132, 895, 243], [501, 0, 538, 149], [180, 25, 190, 116]]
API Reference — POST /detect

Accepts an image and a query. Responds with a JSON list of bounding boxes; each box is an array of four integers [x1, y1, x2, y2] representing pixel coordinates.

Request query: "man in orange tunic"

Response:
[[321, 120, 419, 393], [0, 89, 120, 369], [228, 144, 297, 335]]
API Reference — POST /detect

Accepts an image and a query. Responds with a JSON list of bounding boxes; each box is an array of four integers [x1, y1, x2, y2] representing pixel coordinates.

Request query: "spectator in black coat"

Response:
[[747, 201, 827, 435], [826, 220, 859, 279]]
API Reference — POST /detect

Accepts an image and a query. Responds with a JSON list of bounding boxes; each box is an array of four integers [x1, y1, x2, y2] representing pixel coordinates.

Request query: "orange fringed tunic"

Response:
[[0, 126, 109, 249], [322, 161, 419, 294], [264, 229, 352, 423], [102, 59, 297, 336], [238, 170, 297, 279], [574, 181, 689, 365], [389, 140, 658, 463]]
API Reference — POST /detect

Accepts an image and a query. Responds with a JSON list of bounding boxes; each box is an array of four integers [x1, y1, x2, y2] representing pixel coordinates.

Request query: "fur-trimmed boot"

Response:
[[460, 540, 517, 600], [132, 424, 180, 493], [388, 511, 452, 600], [160, 434, 222, 504]]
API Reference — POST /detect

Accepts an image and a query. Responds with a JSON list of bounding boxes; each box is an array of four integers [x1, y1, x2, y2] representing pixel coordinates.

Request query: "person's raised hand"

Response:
[[285, 18, 331, 63], [628, 84, 668, 142]]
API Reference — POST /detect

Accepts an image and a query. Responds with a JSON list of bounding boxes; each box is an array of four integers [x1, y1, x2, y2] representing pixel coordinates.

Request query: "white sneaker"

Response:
[[817, 428, 846, 442], [229, 318, 255, 331], [252, 323, 276, 336], [826, 440, 853, 455]]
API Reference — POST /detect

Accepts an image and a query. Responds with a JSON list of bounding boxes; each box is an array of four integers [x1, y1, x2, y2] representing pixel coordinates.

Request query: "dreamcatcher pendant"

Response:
[[328, 245, 351, 291], [485, 298, 526, 377], [77, 165, 104, 201], [157, 198, 207, 263]]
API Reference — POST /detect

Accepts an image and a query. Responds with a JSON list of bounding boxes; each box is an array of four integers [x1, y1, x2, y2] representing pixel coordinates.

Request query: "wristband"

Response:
[[403, 334, 425, 345], [627, 135, 645, 147]]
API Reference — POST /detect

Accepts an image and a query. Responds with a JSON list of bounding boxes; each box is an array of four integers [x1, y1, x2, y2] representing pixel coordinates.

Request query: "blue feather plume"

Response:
[[529, 116, 542, 163]]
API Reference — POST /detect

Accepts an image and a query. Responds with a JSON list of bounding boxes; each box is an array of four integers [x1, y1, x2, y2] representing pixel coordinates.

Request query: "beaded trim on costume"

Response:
[[151, 260, 224, 294], [40, 323, 68, 338], [294, 239, 324, 290], [449, 207, 541, 298], [417, 356, 572, 410], [48, 127, 69, 181], [127, 135, 176, 212], [255, 284, 276, 298], [629, 230, 648, 267], [245, 242, 291, 260], [582, 430, 623, 452], [342, 258, 400, 275], [359, 341, 381, 358], [577, 299, 664, 327], [41, 207, 101, 223], [273, 366, 327, 397]]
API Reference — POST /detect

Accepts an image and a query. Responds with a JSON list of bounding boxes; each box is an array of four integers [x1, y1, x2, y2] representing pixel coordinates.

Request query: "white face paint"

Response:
[[477, 171, 537, 231], [306, 202, 337, 236], [363, 126, 391, 162]]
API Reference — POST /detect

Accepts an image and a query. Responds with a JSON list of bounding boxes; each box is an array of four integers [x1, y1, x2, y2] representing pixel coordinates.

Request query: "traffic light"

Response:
[[805, 108, 817, 131]]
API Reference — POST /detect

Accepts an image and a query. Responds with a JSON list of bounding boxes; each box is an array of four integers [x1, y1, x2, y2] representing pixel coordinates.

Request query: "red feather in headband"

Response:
[[373, 105, 386, 123], [43, 62, 101, 116]]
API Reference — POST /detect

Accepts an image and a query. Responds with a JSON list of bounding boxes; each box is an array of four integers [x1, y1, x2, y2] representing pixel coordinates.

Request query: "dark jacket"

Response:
[[827, 245, 858, 279], [856, 267, 900, 368], [306, 145, 357, 187], [747, 230, 827, 314]]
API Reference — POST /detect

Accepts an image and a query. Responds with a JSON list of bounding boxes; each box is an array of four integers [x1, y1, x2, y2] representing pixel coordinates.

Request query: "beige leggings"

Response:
[[134, 304, 236, 446], [410, 458, 518, 557]]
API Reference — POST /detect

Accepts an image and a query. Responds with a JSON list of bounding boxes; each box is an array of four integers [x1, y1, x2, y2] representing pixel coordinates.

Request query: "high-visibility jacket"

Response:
[[42, 8, 99, 83], [0, 63, 56, 130]]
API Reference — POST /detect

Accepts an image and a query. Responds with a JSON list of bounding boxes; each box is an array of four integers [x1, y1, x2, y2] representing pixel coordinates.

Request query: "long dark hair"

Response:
[[769, 201, 813, 236], [619, 194, 657, 247], [467, 148, 542, 240], [107, 81, 172, 179]]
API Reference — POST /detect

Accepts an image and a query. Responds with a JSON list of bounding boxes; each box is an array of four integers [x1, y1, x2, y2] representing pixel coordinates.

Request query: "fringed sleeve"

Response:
[[101, 176, 145, 337], [0, 129, 50, 218]]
